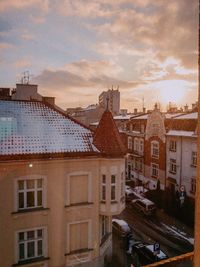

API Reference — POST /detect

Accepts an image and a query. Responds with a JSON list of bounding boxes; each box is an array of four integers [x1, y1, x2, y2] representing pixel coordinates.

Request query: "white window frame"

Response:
[[169, 159, 177, 174], [101, 175, 106, 201], [139, 139, 144, 154], [15, 226, 47, 263], [111, 175, 116, 201], [14, 175, 47, 212], [192, 151, 197, 167], [66, 171, 92, 206], [128, 136, 132, 150], [101, 216, 109, 239], [151, 163, 159, 178], [169, 139, 177, 152], [151, 141, 159, 159]]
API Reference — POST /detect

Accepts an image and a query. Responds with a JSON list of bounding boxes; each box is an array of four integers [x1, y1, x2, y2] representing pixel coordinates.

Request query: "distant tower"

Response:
[[98, 86, 120, 115]]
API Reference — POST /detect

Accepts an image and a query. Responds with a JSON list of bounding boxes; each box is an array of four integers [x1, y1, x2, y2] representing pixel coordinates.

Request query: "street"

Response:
[[112, 204, 194, 266]]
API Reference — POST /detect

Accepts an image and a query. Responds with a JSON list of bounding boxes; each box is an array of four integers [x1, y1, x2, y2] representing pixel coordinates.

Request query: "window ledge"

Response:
[[169, 149, 176, 152], [11, 207, 49, 215], [111, 201, 118, 204], [169, 171, 177, 175], [151, 175, 158, 179], [100, 200, 106, 203], [151, 155, 159, 159], [12, 256, 50, 266], [65, 248, 93, 256], [65, 202, 93, 208], [191, 164, 197, 168]]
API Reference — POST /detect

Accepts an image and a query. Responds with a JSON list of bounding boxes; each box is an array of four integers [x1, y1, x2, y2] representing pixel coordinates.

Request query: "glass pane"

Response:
[[27, 180, 35, 189], [37, 179, 42, 188], [102, 175, 106, 183], [27, 192, 35, 207], [37, 191, 42, 206], [27, 241, 35, 258], [27, 231, 35, 239], [18, 180, 24, 190], [37, 229, 43, 238], [37, 240, 43, 256], [19, 232, 24, 241], [111, 186, 115, 200], [111, 175, 115, 183], [19, 243, 25, 260], [19, 193, 24, 209]]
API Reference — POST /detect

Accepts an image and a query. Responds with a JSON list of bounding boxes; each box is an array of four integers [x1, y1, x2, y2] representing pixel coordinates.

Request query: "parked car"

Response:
[[131, 198, 156, 216], [112, 218, 132, 238], [130, 242, 168, 265]]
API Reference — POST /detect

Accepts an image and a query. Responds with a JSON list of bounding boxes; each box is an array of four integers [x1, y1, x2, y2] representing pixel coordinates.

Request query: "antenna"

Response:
[[21, 71, 32, 84]]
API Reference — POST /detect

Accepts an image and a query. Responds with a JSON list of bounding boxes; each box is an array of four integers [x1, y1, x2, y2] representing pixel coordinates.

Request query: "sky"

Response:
[[0, 0, 198, 112]]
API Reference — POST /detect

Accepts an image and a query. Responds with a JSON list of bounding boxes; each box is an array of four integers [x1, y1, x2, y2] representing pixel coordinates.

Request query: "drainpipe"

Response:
[[179, 136, 182, 188]]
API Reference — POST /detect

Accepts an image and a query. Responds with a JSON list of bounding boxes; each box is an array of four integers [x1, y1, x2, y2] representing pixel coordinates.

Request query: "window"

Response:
[[192, 151, 197, 167], [134, 138, 139, 152], [101, 216, 109, 238], [151, 141, 159, 159], [169, 159, 177, 174], [169, 140, 176, 152], [134, 158, 143, 172], [69, 174, 89, 205], [18, 179, 43, 210], [191, 178, 196, 194], [101, 175, 106, 201], [111, 175, 116, 201], [128, 136, 132, 150], [139, 139, 144, 154], [151, 163, 159, 178], [69, 222, 89, 252], [17, 228, 45, 262]]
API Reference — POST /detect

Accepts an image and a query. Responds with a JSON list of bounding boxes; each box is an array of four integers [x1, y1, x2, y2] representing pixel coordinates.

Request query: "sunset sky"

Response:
[[0, 0, 198, 112]]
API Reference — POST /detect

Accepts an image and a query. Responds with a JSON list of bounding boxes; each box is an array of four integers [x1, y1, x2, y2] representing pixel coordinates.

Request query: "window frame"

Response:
[[101, 175, 106, 201], [151, 163, 159, 178], [169, 158, 177, 174], [15, 226, 47, 263], [14, 175, 47, 212], [192, 151, 197, 167], [169, 139, 177, 152], [128, 136, 132, 150], [151, 141, 159, 159], [111, 175, 116, 201], [191, 177, 196, 194]]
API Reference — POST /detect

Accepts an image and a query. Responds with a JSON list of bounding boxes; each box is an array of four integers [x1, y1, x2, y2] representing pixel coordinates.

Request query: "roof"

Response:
[[93, 110, 126, 157], [173, 112, 198, 120], [164, 113, 184, 119], [166, 130, 196, 137], [0, 100, 99, 159], [131, 114, 148, 120], [113, 114, 132, 120]]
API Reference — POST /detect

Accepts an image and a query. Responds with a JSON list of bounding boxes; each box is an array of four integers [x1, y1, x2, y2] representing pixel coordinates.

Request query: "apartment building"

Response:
[[99, 89, 120, 116], [166, 112, 198, 199], [0, 100, 126, 267]]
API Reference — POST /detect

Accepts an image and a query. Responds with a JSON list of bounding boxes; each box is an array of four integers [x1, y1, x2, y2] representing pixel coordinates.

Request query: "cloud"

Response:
[[0, 0, 49, 12], [12, 57, 32, 68], [0, 42, 13, 50]]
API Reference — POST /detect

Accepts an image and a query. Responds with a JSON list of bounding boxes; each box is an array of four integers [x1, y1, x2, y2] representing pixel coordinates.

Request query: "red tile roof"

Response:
[[93, 110, 126, 157]]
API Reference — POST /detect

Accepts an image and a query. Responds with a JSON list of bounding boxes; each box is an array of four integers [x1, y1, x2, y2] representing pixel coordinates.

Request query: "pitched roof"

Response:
[[93, 110, 126, 157], [0, 100, 99, 159]]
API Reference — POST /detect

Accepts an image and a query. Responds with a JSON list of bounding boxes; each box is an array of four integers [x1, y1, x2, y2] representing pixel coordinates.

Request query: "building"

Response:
[[0, 100, 125, 267], [99, 88, 120, 115], [166, 112, 197, 200]]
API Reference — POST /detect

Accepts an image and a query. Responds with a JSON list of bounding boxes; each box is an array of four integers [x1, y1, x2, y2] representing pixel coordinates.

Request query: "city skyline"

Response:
[[0, 0, 198, 111]]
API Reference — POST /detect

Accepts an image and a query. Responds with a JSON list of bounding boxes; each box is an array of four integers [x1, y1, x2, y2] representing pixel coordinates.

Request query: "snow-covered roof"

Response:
[[166, 130, 196, 137], [0, 100, 98, 158], [173, 112, 198, 120], [164, 113, 184, 119], [113, 114, 132, 120], [131, 114, 148, 120], [112, 219, 130, 232]]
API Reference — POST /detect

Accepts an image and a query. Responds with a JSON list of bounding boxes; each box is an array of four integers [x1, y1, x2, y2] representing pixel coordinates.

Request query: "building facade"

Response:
[[99, 89, 120, 116], [0, 100, 125, 267]]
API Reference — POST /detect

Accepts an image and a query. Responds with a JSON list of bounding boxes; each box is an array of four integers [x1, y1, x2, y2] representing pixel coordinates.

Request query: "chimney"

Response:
[[134, 108, 137, 114], [184, 104, 189, 112], [143, 107, 146, 113]]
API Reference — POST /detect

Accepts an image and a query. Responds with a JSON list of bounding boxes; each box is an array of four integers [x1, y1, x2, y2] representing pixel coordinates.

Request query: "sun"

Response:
[[158, 80, 188, 105]]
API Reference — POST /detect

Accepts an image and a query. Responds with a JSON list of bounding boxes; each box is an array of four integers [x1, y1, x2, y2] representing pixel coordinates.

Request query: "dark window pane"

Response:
[[27, 231, 34, 239], [27, 241, 35, 258], [111, 186, 115, 200], [19, 193, 24, 209], [111, 175, 115, 183], [19, 232, 24, 241], [18, 180, 24, 190], [19, 243, 24, 260], [37, 240, 43, 256], [27, 180, 35, 189], [37, 229, 43, 238], [37, 179, 42, 188], [27, 192, 35, 207], [37, 191, 42, 206], [102, 175, 106, 183]]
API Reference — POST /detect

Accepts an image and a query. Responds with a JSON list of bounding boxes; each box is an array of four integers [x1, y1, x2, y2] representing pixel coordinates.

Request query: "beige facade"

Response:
[[0, 157, 125, 267]]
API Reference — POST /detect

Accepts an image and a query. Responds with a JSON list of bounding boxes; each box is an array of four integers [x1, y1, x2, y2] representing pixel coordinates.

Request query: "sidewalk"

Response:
[[156, 209, 194, 237]]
